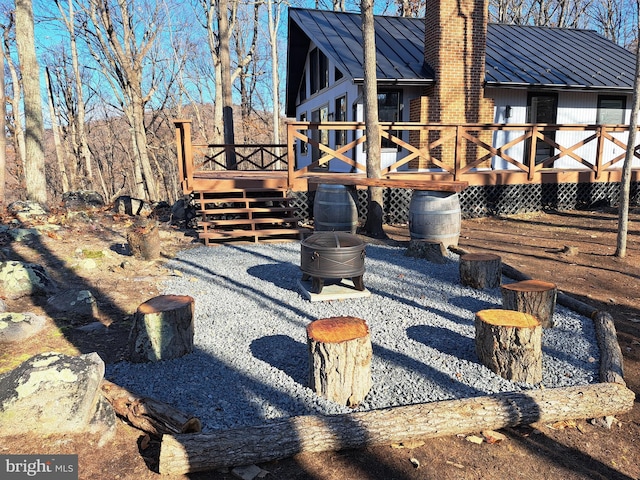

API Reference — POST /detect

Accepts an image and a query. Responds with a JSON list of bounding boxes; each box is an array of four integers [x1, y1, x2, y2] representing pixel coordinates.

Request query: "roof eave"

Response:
[[485, 81, 634, 93], [353, 78, 435, 86]]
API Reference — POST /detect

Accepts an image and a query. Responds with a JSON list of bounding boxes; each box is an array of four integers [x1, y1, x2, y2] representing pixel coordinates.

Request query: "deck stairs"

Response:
[[193, 187, 310, 244]]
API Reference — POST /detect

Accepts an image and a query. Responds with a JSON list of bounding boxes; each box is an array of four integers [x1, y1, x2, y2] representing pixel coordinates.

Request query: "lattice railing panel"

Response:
[[290, 182, 639, 224]]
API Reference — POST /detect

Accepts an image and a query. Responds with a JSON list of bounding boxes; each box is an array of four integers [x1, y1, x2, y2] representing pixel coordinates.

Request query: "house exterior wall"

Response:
[[489, 88, 636, 170], [294, 41, 423, 172]]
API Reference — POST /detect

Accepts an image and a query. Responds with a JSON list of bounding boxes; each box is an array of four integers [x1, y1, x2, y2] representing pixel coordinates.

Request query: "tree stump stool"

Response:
[[127, 221, 160, 260], [459, 253, 502, 289], [306, 316, 372, 407], [501, 279, 558, 328], [475, 309, 542, 384], [128, 295, 195, 363]]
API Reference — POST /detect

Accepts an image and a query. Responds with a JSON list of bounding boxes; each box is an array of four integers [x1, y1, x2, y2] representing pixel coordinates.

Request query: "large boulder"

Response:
[[47, 290, 99, 319], [0, 312, 47, 342], [7, 201, 47, 223], [0, 352, 116, 437], [113, 196, 152, 217], [0, 261, 56, 299], [62, 190, 105, 212]]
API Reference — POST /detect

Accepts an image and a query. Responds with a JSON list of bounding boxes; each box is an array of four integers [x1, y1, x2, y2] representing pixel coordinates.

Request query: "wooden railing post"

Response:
[[173, 119, 194, 194], [287, 122, 296, 189], [595, 125, 605, 179], [527, 125, 538, 181]]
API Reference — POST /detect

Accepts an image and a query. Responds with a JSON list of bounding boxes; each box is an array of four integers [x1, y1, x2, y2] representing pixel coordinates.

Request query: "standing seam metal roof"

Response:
[[287, 8, 635, 90]]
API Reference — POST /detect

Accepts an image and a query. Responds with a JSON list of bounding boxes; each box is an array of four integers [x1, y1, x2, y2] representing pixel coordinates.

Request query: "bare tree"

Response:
[[0, 45, 5, 205], [266, 0, 282, 149], [15, 0, 47, 205], [1, 11, 25, 192], [44, 65, 70, 193], [53, 0, 94, 190], [80, 0, 163, 201], [361, 0, 385, 238], [615, 0, 640, 257]]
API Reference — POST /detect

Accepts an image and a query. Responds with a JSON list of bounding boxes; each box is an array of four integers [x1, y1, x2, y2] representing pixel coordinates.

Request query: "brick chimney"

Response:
[[410, 0, 494, 169]]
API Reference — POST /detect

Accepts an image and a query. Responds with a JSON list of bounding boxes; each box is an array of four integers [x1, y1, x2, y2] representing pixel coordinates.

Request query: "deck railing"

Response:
[[174, 119, 640, 192]]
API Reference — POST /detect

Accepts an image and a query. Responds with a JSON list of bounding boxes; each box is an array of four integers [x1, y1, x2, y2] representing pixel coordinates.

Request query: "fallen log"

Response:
[[101, 380, 201, 436], [159, 382, 635, 475], [593, 311, 625, 385]]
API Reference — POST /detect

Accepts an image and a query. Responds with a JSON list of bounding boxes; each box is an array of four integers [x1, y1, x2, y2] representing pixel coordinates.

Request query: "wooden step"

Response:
[[199, 217, 300, 227], [199, 206, 296, 215], [199, 196, 293, 204], [199, 227, 311, 244]]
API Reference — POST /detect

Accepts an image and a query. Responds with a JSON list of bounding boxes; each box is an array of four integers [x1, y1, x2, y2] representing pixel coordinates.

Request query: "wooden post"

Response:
[[459, 253, 502, 289], [128, 295, 195, 363], [307, 316, 372, 407], [475, 309, 542, 383], [501, 279, 558, 328]]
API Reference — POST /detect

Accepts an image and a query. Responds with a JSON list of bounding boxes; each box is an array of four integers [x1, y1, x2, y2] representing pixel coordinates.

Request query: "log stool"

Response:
[[128, 295, 195, 363], [475, 309, 542, 383], [459, 253, 501, 289], [501, 279, 558, 328], [306, 316, 372, 407]]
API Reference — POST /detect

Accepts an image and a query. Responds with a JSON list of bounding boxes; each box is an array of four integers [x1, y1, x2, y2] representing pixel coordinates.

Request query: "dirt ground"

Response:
[[0, 206, 638, 480]]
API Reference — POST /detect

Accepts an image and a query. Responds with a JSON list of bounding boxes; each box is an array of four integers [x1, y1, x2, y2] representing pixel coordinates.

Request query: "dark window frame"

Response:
[[597, 95, 627, 124]]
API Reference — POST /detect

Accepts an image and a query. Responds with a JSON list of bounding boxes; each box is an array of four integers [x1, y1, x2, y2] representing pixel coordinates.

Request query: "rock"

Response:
[[0, 261, 56, 299], [231, 465, 268, 480], [7, 201, 48, 223], [62, 190, 105, 211], [0, 312, 47, 342], [170, 197, 197, 226], [114, 196, 152, 217], [0, 352, 116, 438], [0, 299, 7, 313], [8, 227, 40, 242], [47, 290, 99, 319]]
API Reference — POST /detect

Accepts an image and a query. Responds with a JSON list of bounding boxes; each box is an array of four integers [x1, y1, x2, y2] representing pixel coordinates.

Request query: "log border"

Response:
[[158, 248, 635, 475]]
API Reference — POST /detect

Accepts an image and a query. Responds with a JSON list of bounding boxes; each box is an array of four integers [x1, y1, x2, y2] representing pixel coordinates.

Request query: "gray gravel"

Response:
[[105, 242, 599, 432]]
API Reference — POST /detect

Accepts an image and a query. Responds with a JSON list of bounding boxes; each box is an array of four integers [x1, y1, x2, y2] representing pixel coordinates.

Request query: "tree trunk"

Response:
[[15, 0, 47, 205], [616, 4, 640, 257], [361, 0, 386, 238], [101, 380, 201, 436], [45, 67, 70, 194], [0, 52, 5, 205], [159, 382, 635, 475], [218, 0, 236, 169]]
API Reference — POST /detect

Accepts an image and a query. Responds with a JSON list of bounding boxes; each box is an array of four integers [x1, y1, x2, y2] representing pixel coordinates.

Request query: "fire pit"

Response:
[[300, 232, 366, 294]]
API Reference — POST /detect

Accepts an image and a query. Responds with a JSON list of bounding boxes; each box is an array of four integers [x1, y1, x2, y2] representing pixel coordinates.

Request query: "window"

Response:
[[335, 67, 343, 81], [378, 91, 402, 150], [298, 71, 306, 103], [311, 106, 329, 168], [299, 111, 308, 155], [309, 48, 328, 95], [597, 96, 626, 124], [526, 92, 558, 164], [334, 95, 347, 147]]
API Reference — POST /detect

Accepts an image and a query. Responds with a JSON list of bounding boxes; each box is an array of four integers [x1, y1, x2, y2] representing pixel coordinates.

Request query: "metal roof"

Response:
[[286, 8, 636, 115]]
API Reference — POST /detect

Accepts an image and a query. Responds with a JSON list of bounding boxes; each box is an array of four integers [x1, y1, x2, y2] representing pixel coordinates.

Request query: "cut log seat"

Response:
[[475, 309, 542, 383], [501, 279, 558, 328], [306, 316, 372, 407], [459, 253, 502, 289], [128, 295, 195, 363]]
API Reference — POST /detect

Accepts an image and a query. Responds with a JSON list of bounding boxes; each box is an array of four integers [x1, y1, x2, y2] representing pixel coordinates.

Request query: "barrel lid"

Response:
[[302, 231, 364, 249]]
